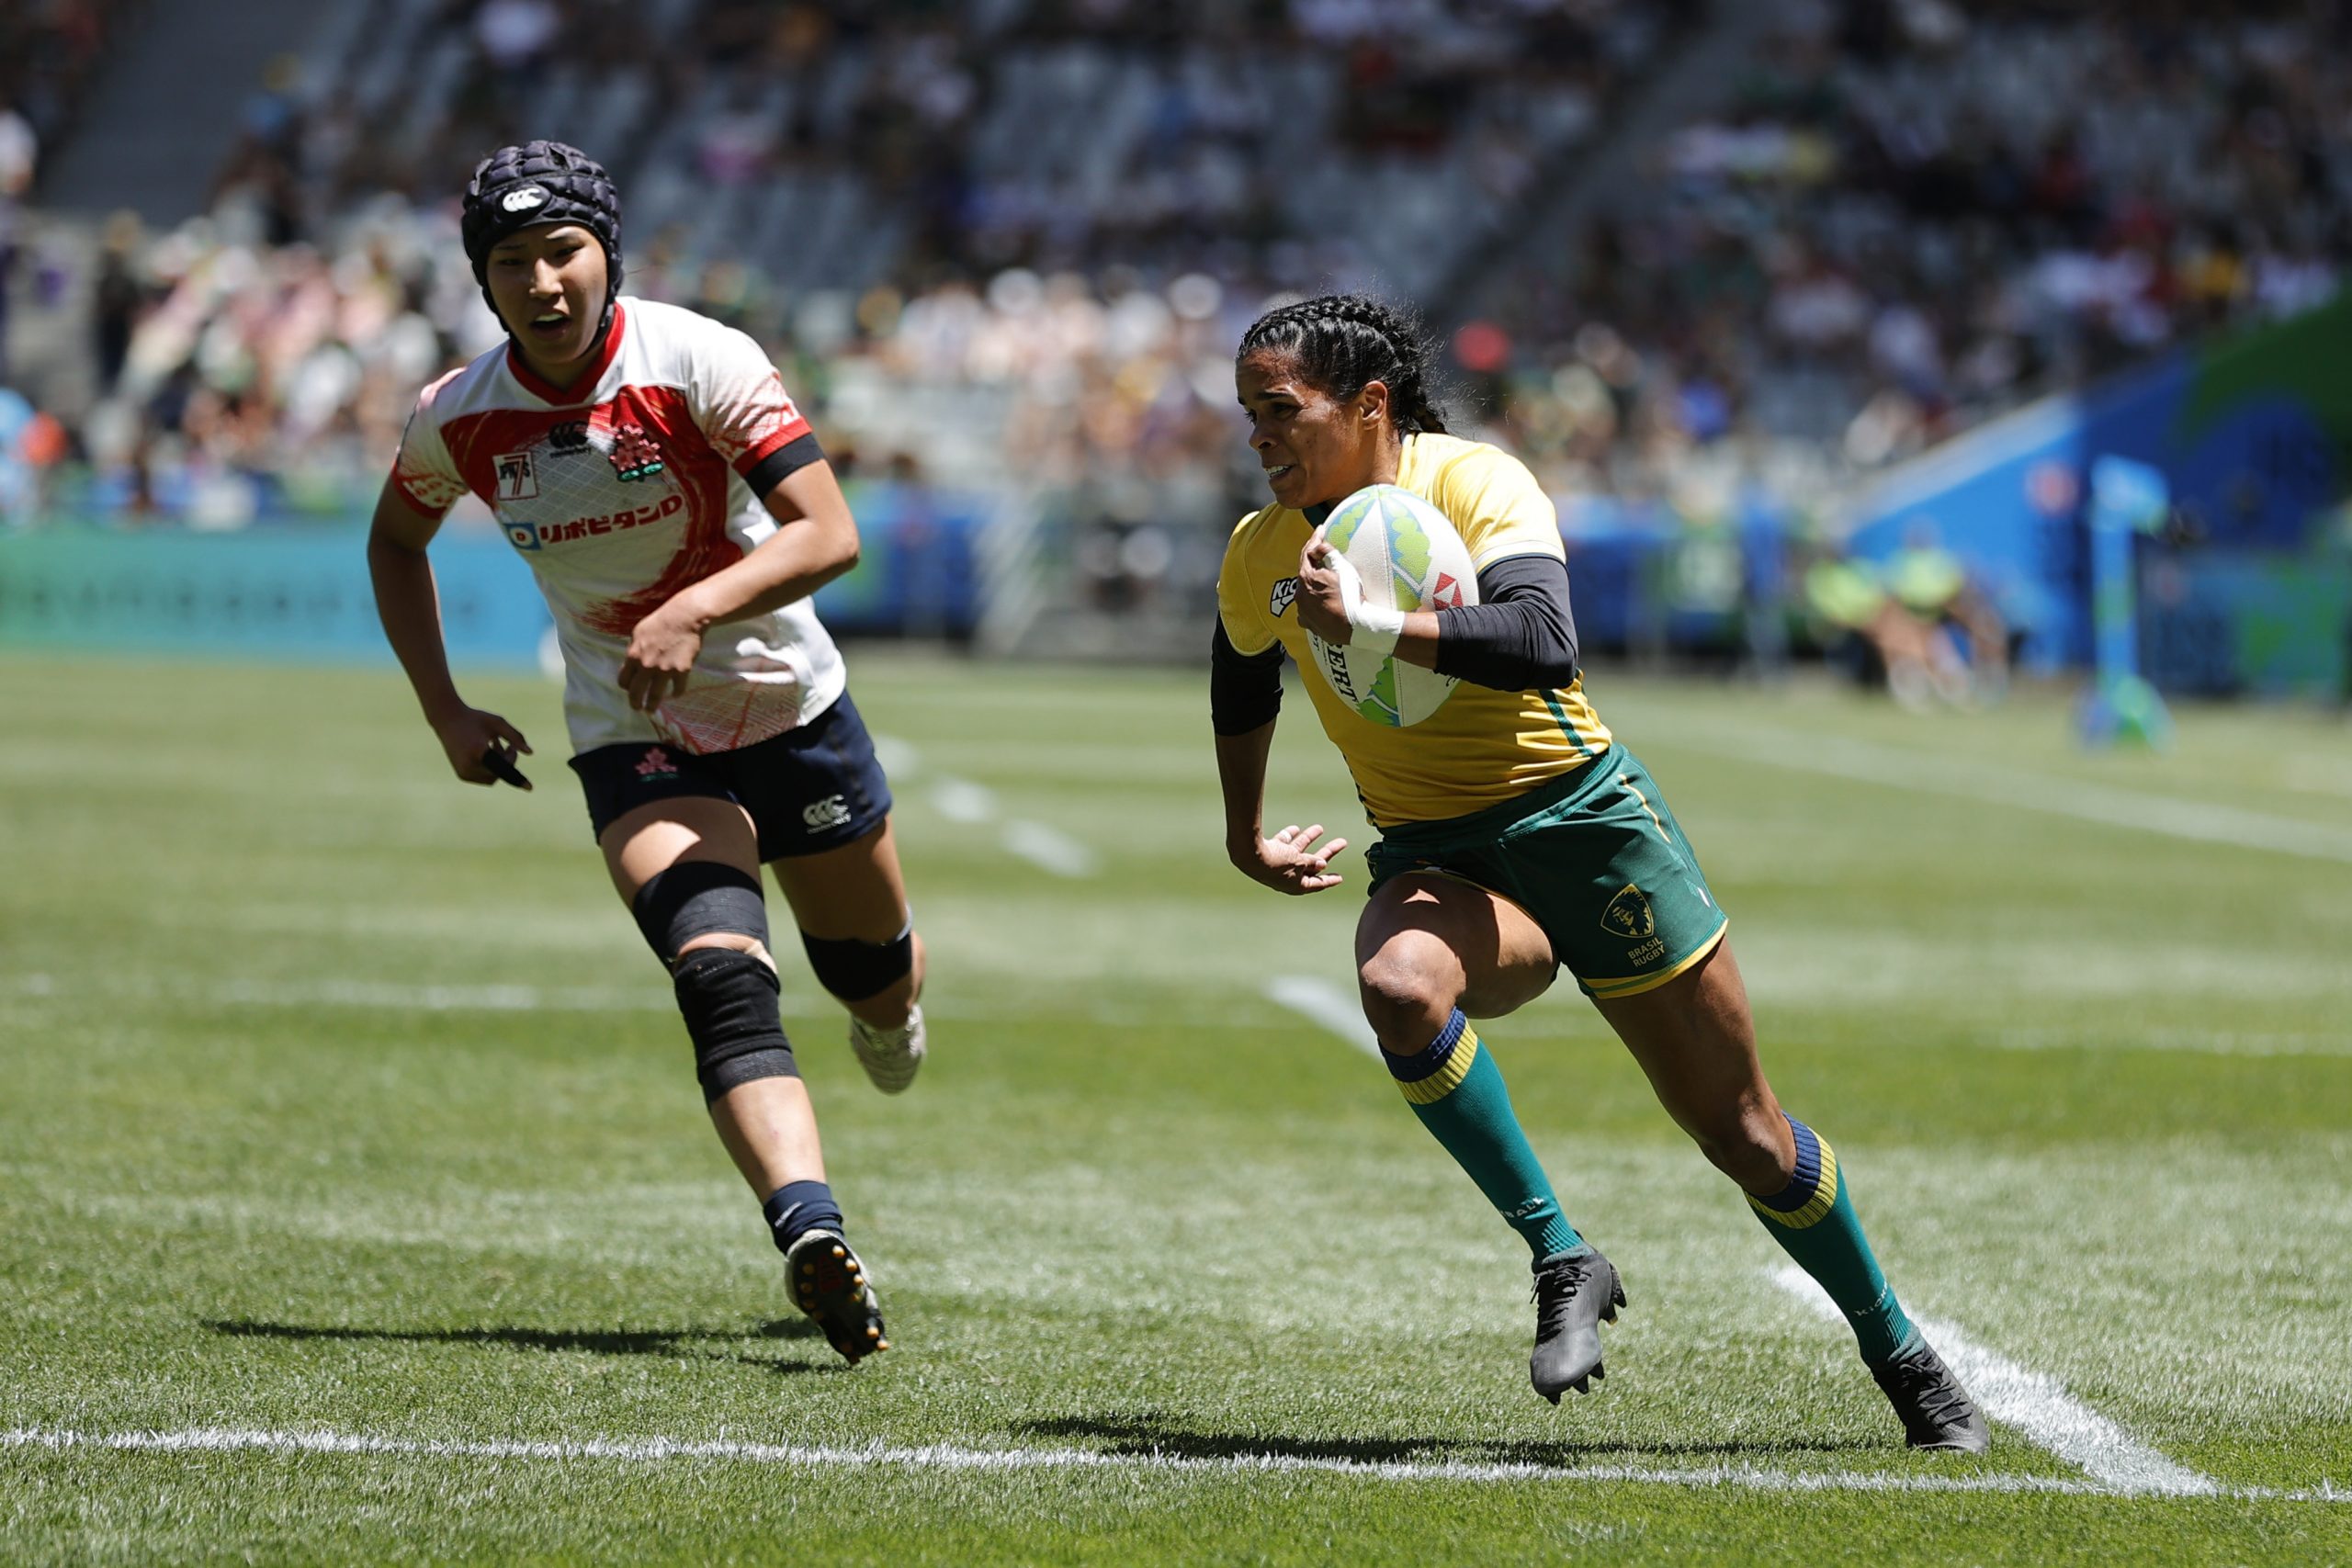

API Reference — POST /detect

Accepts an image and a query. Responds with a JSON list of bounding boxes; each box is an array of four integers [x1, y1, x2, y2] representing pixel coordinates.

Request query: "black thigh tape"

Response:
[[799, 925, 915, 1002], [631, 861, 768, 961]]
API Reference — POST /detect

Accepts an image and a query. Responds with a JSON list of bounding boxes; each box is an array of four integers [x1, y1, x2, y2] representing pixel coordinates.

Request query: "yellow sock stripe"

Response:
[[1396, 1027, 1482, 1107], [1747, 1136, 1840, 1229]]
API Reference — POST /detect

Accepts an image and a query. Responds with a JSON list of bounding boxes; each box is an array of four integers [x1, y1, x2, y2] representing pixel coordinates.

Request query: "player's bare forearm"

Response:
[[367, 489, 465, 726], [1215, 723, 1276, 864], [668, 523, 857, 630], [668, 460, 861, 630]]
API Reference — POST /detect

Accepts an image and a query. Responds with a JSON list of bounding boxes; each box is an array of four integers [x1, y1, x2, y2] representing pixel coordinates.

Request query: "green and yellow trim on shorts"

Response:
[[1365, 744, 1729, 1001]]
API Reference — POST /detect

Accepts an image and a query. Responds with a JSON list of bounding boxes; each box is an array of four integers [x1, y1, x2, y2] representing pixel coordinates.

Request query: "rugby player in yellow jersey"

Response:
[[1210, 294, 1988, 1451]]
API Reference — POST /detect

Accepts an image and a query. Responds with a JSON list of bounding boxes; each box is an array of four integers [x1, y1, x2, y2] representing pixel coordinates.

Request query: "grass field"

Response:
[[3, 652, 2349, 1564]]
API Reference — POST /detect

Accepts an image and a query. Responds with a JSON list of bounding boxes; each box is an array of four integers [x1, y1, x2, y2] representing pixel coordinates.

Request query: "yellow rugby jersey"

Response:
[[1216, 432, 1612, 829]]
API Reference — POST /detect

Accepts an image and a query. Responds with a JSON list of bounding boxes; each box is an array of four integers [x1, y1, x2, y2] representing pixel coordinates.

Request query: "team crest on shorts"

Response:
[[635, 746, 679, 777], [1270, 576, 1298, 617], [1600, 883, 1656, 940]]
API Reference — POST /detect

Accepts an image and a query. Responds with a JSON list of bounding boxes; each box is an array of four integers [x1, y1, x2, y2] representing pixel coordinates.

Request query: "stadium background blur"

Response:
[[4, 0, 2349, 694]]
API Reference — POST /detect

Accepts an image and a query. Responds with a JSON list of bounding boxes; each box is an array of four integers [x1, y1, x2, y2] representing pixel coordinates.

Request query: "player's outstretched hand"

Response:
[[620, 603, 705, 713], [432, 706, 534, 790], [1237, 822, 1350, 896]]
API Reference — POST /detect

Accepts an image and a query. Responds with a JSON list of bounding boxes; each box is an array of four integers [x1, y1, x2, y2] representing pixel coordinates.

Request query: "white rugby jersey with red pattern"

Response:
[[393, 297, 845, 757]]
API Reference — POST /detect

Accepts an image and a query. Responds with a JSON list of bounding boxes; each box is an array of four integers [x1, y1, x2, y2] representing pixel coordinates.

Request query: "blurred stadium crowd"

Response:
[[0, 0, 2344, 655]]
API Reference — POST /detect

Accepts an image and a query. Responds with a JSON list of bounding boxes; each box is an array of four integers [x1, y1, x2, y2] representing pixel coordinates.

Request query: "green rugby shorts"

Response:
[[1364, 745, 1728, 1000]]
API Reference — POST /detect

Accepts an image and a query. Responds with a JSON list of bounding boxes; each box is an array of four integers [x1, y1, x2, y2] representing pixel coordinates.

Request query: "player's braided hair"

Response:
[[1237, 293, 1450, 434]]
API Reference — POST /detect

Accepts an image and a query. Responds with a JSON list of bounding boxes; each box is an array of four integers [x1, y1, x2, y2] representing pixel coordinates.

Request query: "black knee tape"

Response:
[[671, 947, 797, 1102], [632, 861, 769, 962], [799, 923, 914, 1002]]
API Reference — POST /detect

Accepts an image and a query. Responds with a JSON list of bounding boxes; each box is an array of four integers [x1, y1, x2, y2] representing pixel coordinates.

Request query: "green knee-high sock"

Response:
[[1749, 1111, 1917, 1364], [1385, 1009, 1584, 1261]]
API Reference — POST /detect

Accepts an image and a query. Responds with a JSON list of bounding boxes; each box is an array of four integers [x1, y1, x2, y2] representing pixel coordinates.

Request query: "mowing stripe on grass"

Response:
[[1770, 1266, 2221, 1497], [1264, 975, 1380, 1057], [1657, 727, 2352, 865], [6, 1425, 2343, 1503], [3, 973, 676, 1012]]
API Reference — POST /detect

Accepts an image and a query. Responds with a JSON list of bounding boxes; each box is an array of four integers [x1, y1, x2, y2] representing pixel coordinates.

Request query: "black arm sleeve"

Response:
[[1432, 553, 1582, 691], [742, 432, 825, 500], [1210, 618, 1285, 735]]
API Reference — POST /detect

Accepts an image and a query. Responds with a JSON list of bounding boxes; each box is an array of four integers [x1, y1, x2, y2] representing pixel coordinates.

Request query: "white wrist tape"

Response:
[[1351, 597, 1406, 654], [1331, 554, 1406, 655]]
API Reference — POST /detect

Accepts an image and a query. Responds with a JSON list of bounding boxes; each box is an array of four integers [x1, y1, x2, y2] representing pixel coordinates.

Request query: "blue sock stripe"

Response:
[[1383, 1008, 1468, 1085], [1754, 1114, 1836, 1217]]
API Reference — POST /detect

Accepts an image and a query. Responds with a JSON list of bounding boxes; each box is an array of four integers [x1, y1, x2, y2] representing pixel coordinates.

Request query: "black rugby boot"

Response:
[[1870, 1337, 1991, 1452], [1530, 1247, 1626, 1403], [785, 1230, 889, 1364]]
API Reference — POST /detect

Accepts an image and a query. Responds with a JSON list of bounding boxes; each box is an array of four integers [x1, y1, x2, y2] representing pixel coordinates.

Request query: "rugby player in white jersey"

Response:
[[367, 141, 922, 1363]]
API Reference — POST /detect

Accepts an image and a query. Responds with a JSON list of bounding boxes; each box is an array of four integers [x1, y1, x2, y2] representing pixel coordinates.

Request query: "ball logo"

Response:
[[501, 186, 549, 213]]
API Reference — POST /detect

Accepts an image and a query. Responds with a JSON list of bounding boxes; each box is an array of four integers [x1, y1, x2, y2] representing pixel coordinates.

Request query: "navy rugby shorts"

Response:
[[570, 692, 894, 861]]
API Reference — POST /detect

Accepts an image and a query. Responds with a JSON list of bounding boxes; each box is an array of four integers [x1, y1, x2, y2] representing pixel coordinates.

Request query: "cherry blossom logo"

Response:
[[635, 747, 679, 777], [609, 421, 665, 482]]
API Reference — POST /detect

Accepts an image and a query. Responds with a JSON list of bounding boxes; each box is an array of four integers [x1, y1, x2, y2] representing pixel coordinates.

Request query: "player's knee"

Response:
[[631, 860, 769, 964], [799, 919, 915, 1002], [671, 945, 797, 1102], [1357, 938, 1459, 1048], [1687, 1096, 1788, 1192]]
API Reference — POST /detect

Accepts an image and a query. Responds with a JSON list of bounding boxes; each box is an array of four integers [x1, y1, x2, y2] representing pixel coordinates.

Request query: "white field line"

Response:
[[922, 772, 1096, 879], [1263, 975, 1381, 1058], [999, 820, 1099, 879], [1658, 726, 2352, 865], [6, 1424, 2344, 1502], [929, 776, 998, 824], [869, 734, 921, 783], [1770, 1267, 2220, 1497]]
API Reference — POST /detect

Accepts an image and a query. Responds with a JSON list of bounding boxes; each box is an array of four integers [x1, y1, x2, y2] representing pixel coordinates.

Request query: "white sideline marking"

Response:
[[5, 1425, 2342, 1503], [1770, 1267, 2220, 1497], [1264, 975, 1381, 1058], [1663, 727, 2352, 865], [1000, 820, 1098, 879]]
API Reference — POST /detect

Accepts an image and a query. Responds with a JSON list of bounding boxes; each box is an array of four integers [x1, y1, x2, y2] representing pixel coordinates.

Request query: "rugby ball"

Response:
[[1306, 484, 1478, 728]]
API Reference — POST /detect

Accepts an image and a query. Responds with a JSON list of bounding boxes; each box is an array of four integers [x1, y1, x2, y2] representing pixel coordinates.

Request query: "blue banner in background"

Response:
[[0, 528, 552, 668], [1838, 295, 2352, 690], [0, 487, 987, 669]]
